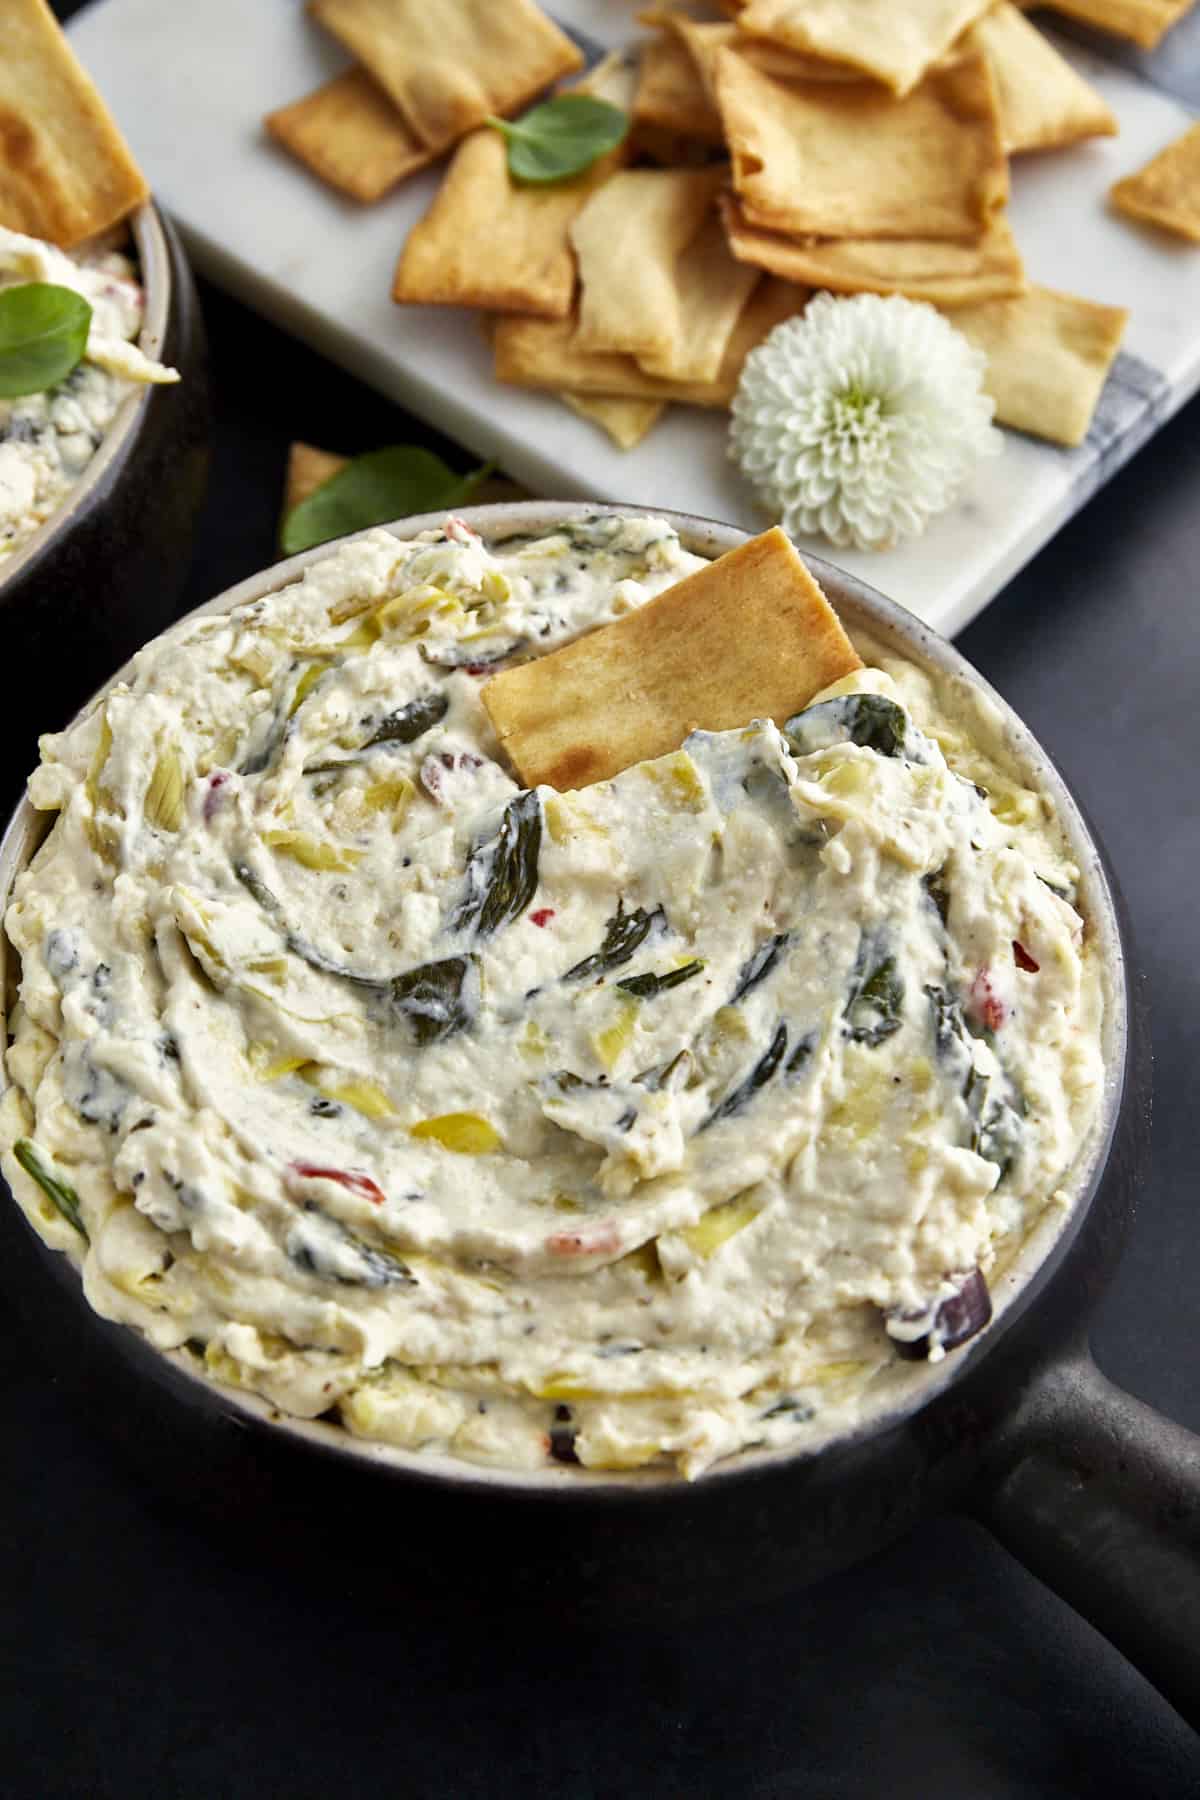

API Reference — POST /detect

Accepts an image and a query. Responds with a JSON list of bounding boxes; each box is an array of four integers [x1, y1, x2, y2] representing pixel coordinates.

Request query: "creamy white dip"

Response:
[[1, 515, 1105, 1477], [0, 225, 178, 565]]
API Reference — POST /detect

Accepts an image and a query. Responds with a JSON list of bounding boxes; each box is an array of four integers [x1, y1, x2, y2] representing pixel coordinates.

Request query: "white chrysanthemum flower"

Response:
[[729, 292, 1001, 552]]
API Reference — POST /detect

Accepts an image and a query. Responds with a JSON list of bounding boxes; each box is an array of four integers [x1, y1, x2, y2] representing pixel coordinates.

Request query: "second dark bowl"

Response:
[[0, 201, 209, 806]]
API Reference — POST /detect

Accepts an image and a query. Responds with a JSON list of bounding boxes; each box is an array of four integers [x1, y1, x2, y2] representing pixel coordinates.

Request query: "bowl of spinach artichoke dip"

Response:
[[0, 505, 1116, 1486], [0, 204, 208, 788]]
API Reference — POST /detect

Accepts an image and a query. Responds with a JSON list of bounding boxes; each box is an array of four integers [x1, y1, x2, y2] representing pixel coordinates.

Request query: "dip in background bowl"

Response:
[[0, 200, 209, 805]]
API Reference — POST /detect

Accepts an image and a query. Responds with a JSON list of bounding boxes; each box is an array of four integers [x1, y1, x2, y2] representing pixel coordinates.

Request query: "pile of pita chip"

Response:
[[267, 0, 1186, 465], [0, 0, 148, 246], [624, 2, 1130, 447], [266, 0, 583, 201]]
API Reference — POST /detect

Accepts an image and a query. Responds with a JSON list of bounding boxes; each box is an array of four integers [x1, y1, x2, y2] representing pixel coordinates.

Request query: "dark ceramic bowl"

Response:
[[1, 504, 1197, 1724], [0, 201, 209, 807]]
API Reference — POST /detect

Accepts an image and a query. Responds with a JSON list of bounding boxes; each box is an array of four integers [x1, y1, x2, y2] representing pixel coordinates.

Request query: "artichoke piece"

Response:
[[263, 830, 364, 872], [14, 1139, 88, 1240], [144, 748, 186, 832], [390, 954, 479, 1046], [565, 899, 665, 982], [361, 775, 415, 823], [300, 1067, 396, 1119], [288, 663, 326, 718], [679, 1191, 762, 1258], [592, 996, 639, 1073], [409, 1112, 502, 1154], [452, 788, 542, 938], [784, 693, 912, 761]]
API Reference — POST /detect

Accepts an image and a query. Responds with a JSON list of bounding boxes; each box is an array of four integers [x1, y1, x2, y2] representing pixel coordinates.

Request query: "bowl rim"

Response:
[[0, 199, 171, 594], [0, 501, 1129, 1496]]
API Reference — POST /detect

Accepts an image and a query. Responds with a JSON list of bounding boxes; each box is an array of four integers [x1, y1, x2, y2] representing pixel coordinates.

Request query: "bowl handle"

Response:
[[967, 1342, 1200, 1727]]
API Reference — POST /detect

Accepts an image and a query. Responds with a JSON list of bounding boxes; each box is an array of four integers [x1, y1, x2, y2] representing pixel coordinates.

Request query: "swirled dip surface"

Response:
[[0, 224, 177, 564], [2, 516, 1104, 1477]]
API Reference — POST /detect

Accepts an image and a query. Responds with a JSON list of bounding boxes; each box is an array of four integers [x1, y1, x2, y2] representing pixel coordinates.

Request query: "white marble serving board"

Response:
[[69, 0, 1200, 635]]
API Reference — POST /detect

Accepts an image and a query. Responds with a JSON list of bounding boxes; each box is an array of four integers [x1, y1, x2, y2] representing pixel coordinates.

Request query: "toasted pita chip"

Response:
[[482, 527, 862, 790], [493, 276, 806, 404], [284, 443, 349, 516], [634, 34, 727, 143], [308, 0, 582, 151], [265, 68, 433, 203], [393, 56, 635, 316], [1110, 123, 1200, 245], [560, 393, 667, 448], [641, 217, 762, 382], [720, 193, 1026, 305], [570, 167, 727, 361], [734, 0, 994, 95], [395, 127, 620, 316], [967, 4, 1118, 154], [950, 284, 1129, 446], [1035, 0, 1193, 50], [0, 0, 148, 246], [715, 49, 1008, 241], [642, 11, 863, 90]]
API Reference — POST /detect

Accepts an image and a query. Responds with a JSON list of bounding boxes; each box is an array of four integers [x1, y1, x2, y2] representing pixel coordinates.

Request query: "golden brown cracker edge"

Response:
[[265, 68, 434, 204], [0, 0, 148, 246], [482, 526, 862, 790]]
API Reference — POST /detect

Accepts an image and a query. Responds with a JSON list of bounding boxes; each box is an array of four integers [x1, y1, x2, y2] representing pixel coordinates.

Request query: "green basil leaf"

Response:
[[280, 447, 492, 555], [0, 283, 92, 399], [487, 95, 628, 185]]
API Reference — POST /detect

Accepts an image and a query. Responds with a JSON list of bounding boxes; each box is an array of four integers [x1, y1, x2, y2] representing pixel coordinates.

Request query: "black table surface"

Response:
[[7, 12, 1200, 1788]]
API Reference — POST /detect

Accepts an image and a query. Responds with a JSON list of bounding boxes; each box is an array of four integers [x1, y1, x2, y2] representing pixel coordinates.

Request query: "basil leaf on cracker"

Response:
[[487, 95, 629, 185]]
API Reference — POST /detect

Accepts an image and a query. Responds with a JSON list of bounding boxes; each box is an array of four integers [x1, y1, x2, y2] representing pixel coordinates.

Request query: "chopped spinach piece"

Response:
[[234, 859, 281, 915], [730, 932, 790, 1004], [14, 1138, 88, 1240], [287, 1207, 416, 1289], [923, 868, 951, 926], [361, 690, 449, 749], [925, 984, 969, 1061], [761, 1394, 815, 1422], [784, 1030, 818, 1078], [452, 789, 543, 938], [844, 941, 904, 1047], [701, 1021, 789, 1131], [617, 960, 703, 999], [390, 955, 480, 1046], [420, 637, 525, 671], [784, 693, 912, 761], [636, 1048, 692, 1092], [565, 900, 664, 982], [966, 1067, 1024, 1180]]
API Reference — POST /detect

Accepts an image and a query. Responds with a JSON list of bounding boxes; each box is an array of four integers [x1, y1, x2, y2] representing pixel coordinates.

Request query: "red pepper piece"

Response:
[[1012, 940, 1039, 973], [969, 967, 1007, 1033], [547, 1222, 622, 1258], [530, 908, 556, 928], [289, 1162, 385, 1206], [203, 770, 231, 822]]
